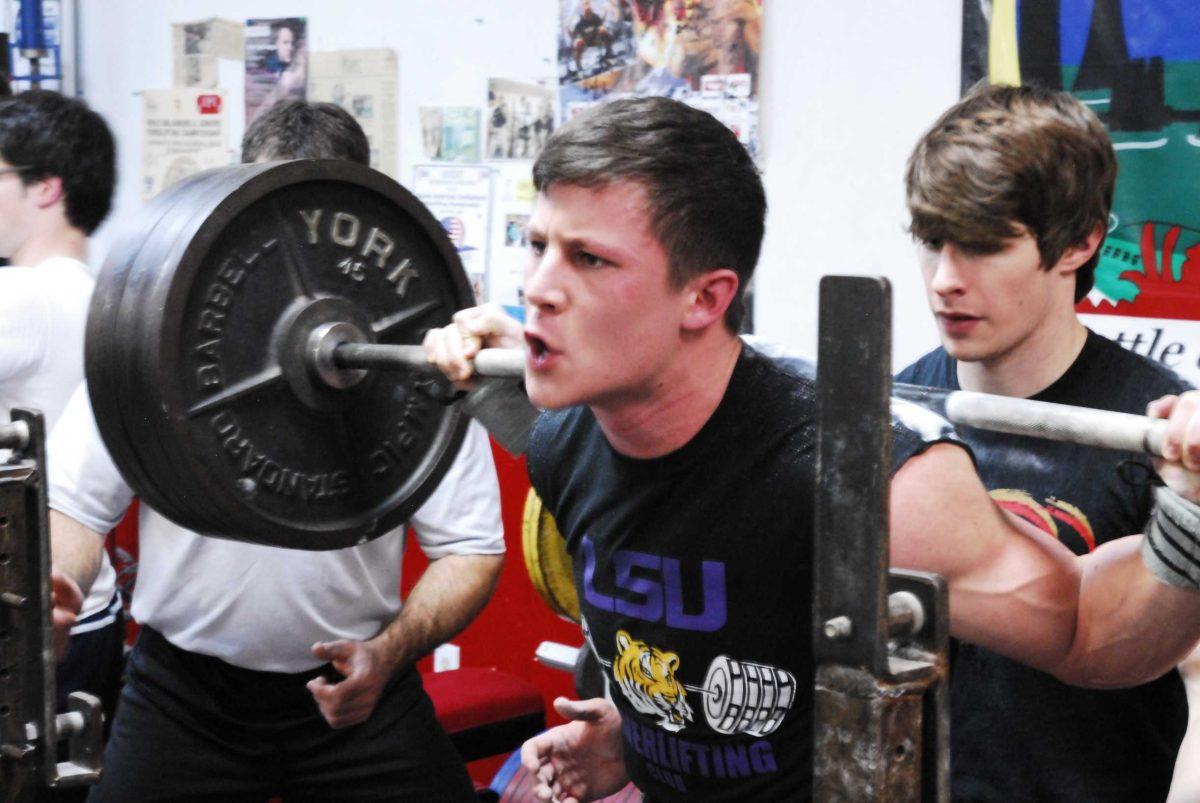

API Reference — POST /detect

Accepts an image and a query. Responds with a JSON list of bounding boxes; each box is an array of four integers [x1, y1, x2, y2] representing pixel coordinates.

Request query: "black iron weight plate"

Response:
[[115, 167, 266, 533], [88, 160, 474, 549], [109, 168, 265, 532], [87, 169, 242, 528]]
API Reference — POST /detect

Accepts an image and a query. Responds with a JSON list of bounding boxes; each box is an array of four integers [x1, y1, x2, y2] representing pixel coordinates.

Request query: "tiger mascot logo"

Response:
[[612, 629, 694, 732]]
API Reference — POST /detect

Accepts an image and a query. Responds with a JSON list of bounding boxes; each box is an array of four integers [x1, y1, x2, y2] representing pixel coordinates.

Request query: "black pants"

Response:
[[87, 627, 475, 802], [56, 592, 126, 728]]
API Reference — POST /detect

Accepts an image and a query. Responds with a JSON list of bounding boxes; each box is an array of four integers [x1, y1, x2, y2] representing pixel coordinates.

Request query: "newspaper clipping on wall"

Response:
[[309, 49, 399, 176], [245, 17, 307, 124], [172, 18, 244, 89], [142, 88, 230, 200], [486, 78, 556, 160]]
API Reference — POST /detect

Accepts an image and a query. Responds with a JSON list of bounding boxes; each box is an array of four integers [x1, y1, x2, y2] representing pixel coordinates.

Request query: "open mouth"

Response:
[[526, 333, 549, 358], [525, 333, 555, 368]]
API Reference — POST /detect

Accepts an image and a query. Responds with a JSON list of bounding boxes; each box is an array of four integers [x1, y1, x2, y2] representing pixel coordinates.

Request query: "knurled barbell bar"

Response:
[[317, 336, 1174, 460]]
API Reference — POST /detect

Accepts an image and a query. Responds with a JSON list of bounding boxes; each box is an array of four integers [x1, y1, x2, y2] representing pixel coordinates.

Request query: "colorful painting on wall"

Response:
[[963, 0, 1200, 383]]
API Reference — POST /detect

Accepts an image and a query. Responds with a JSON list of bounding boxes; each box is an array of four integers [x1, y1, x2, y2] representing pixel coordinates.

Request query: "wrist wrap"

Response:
[[1142, 485, 1200, 589]]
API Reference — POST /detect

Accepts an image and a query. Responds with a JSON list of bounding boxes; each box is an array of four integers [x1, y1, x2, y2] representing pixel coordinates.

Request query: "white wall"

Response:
[[77, 0, 961, 369], [757, 1, 961, 368]]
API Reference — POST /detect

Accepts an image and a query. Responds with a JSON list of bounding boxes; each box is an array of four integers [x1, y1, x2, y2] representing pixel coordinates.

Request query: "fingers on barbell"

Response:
[[1145, 395, 1174, 422], [453, 303, 525, 350], [1158, 393, 1193, 466], [422, 323, 473, 383], [445, 325, 479, 383], [1172, 392, 1200, 470]]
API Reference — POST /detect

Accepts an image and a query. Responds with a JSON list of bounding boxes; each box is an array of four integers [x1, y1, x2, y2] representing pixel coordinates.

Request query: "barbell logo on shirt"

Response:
[[580, 536, 727, 631], [595, 624, 797, 738]]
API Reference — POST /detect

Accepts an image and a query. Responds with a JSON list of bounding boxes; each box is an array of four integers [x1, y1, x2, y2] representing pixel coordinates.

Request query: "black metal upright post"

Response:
[[0, 411, 102, 803], [812, 276, 949, 802]]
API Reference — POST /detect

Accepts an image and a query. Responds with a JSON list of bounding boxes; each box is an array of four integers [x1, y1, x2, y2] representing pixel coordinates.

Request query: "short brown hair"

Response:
[[241, 100, 370, 165], [905, 83, 1116, 302], [532, 96, 766, 332]]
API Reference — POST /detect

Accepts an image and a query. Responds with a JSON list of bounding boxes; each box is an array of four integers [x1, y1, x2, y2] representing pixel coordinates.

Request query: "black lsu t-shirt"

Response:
[[899, 330, 1191, 803], [528, 344, 956, 801]]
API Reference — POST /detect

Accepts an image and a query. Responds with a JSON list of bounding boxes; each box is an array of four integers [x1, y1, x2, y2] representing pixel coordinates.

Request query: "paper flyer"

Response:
[[487, 162, 539, 317], [309, 49, 400, 176], [419, 106, 482, 163], [412, 165, 493, 302], [172, 17, 244, 89], [141, 88, 230, 200], [245, 17, 308, 124]]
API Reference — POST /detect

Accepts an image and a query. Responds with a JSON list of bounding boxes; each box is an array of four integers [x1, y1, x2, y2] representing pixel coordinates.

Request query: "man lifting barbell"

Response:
[[30, 92, 1200, 800], [422, 96, 1200, 802], [47, 101, 503, 802]]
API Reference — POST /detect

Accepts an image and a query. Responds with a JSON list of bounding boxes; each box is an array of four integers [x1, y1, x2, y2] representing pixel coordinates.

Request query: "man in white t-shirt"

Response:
[[49, 101, 505, 801], [0, 90, 121, 776], [0, 89, 113, 433]]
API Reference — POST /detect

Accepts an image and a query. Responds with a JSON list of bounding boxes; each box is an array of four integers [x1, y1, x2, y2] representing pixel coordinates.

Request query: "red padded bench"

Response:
[[424, 667, 546, 763]]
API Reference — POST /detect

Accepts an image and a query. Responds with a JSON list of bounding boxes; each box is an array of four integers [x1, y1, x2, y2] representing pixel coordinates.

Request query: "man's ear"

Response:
[[681, 268, 740, 332], [1055, 224, 1105, 276], [27, 175, 65, 210]]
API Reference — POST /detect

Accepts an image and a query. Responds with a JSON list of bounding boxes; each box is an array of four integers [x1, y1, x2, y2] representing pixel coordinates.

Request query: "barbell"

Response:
[[83, 159, 1175, 551], [86, 159, 521, 549]]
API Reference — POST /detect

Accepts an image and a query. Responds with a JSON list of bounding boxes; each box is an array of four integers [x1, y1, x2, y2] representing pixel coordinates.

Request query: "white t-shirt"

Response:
[[0, 257, 94, 429], [48, 386, 505, 672], [0, 258, 117, 623]]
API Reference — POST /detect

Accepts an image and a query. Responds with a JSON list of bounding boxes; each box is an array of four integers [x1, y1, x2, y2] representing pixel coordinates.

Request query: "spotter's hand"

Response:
[[307, 639, 393, 729], [51, 568, 83, 662]]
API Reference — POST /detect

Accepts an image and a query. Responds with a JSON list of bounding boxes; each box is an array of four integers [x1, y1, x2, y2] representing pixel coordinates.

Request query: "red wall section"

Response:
[[401, 440, 583, 720]]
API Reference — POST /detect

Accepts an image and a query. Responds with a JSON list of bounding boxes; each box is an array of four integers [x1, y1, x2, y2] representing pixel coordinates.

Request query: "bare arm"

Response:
[[46, 510, 104, 658], [49, 509, 105, 597], [372, 551, 504, 669], [891, 443, 1200, 688], [1168, 645, 1200, 803]]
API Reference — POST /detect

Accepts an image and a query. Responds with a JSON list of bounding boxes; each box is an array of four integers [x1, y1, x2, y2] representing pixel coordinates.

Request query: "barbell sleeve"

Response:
[[893, 383, 1167, 458], [0, 420, 29, 451], [333, 343, 527, 379]]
